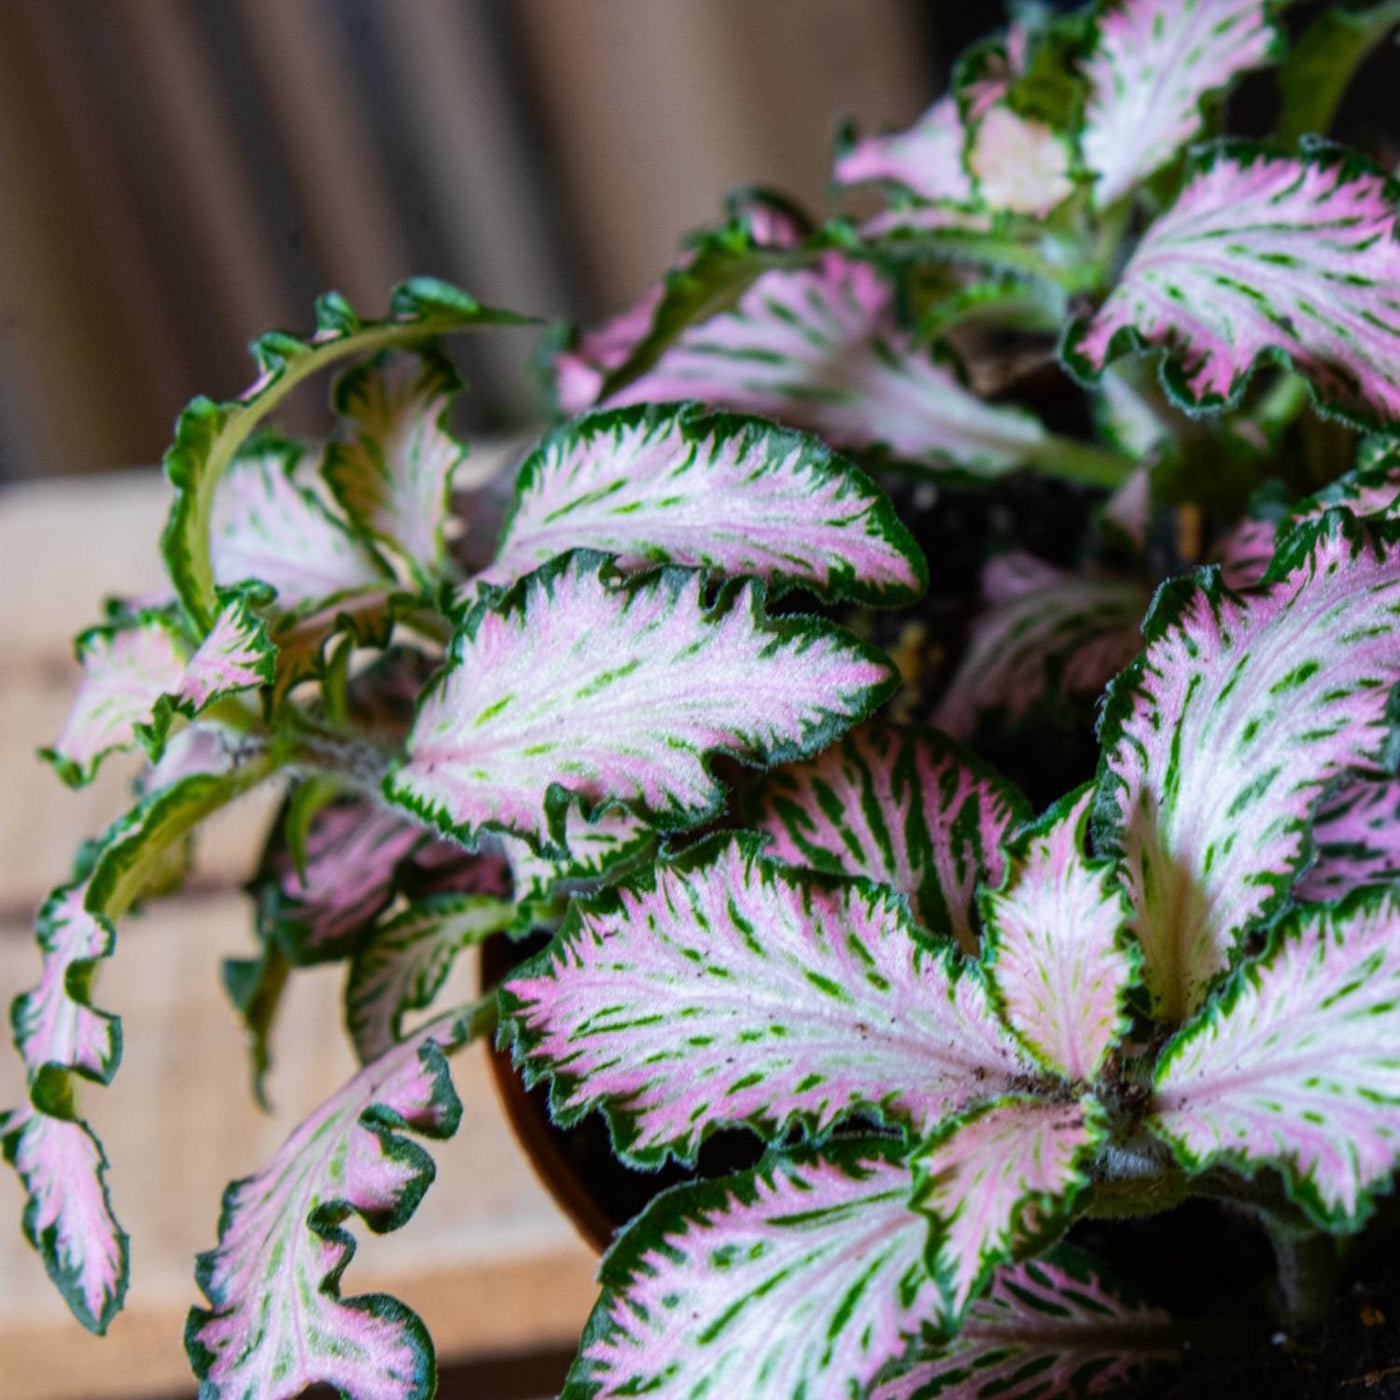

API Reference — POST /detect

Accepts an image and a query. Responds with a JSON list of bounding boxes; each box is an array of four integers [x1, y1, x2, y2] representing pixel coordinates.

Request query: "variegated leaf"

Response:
[[870, 1246, 1172, 1400], [1152, 887, 1400, 1225], [607, 254, 1056, 481], [325, 347, 472, 575], [186, 1005, 488, 1399], [834, 95, 974, 204], [178, 592, 276, 707], [746, 722, 1030, 953], [502, 806, 656, 908], [502, 835, 1034, 1167], [1066, 144, 1400, 429], [162, 279, 526, 629], [210, 440, 389, 609], [345, 894, 515, 1064], [982, 789, 1135, 1081], [1080, 0, 1279, 208], [476, 402, 925, 605], [968, 105, 1073, 218], [933, 554, 1149, 740], [912, 1097, 1106, 1321], [563, 1140, 941, 1400], [388, 551, 895, 853], [0, 1107, 127, 1335], [1298, 775, 1400, 902], [267, 586, 393, 707], [1095, 513, 1400, 1020]]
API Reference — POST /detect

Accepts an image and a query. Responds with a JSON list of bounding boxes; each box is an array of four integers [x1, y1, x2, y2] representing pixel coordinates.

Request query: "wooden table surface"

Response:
[[0, 468, 599, 1399]]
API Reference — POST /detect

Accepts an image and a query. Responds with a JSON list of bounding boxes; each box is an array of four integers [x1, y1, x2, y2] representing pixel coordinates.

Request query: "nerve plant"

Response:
[[9, 1, 1400, 1396]]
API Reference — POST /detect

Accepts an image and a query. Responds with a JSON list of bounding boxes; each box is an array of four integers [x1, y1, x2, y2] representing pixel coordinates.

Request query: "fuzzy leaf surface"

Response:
[[1095, 514, 1400, 1019], [1152, 889, 1400, 1225], [478, 402, 925, 605], [870, 1247, 1171, 1400], [983, 790, 1135, 1080], [388, 551, 895, 853], [747, 722, 1029, 953], [913, 1097, 1105, 1320], [1067, 144, 1400, 428], [1080, 0, 1278, 208], [563, 1140, 940, 1399], [502, 836, 1030, 1167], [186, 1007, 486, 1399], [1298, 776, 1400, 902]]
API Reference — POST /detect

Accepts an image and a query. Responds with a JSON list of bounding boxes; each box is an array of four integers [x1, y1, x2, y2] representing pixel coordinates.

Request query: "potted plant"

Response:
[[10, 2, 1400, 1395]]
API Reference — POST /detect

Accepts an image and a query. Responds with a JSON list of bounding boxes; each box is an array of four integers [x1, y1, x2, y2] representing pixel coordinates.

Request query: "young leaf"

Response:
[[1065, 144, 1400, 429], [834, 96, 975, 204], [502, 806, 656, 908], [186, 1005, 489, 1400], [912, 1096, 1106, 1321], [162, 279, 526, 629], [1152, 887, 1400, 1226], [1297, 775, 1400, 902], [502, 835, 1032, 1168], [177, 591, 277, 707], [210, 440, 389, 608], [325, 347, 473, 576], [267, 587, 393, 708], [870, 1246, 1172, 1400], [967, 105, 1073, 218], [387, 551, 896, 854], [982, 789, 1136, 1081], [746, 722, 1030, 953], [345, 894, 515, 1065], [476, 402, 926, 606], [607, 254, 1056, 481], [1080, 0, 1279, 208], [0, 1107, 127, 1335], [932, 553, 1149, 740], [1095, 513, 1400, 1020], [563, 1140, 940, 1400]]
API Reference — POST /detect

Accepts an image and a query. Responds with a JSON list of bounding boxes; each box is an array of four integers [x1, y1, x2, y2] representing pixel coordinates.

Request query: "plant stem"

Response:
[[1023, 433, 1135, 488], [1268, 1224, 1342, 1329]]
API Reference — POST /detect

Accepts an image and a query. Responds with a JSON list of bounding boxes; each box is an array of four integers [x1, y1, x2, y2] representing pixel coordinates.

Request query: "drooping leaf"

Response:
[[606, 254, 1057, 481], [912, 1096, 1106, 1321], [967, 105, 1074, 218], [221, 934, 290, 1111], [1297, 775, 1400, 902], [1065, 143, 1400, 430], [870, 1246, 1172, 1400], [346, 894, 515, 1064], [210, 440, 389, 609], [186, 1004, 489, 1399], [162, 279, 527, 629], [746, 722, 1029, 953], [1094, 513, 1400, 1020], [476, 402, 926, 606], [0, 1107, 127, 1335], [982, 789, 1136, 1081], [502, 835, 1033, 1168], [1079, 0, 1279, 208], [933, 553, 1149, 741], [834, 96, 975, 204], [563, 1140, 941, 1400], [325, 347, 474, 577], [1152, 887, 1400, 1226], [1276, 2, 1400, 147], [387, 550, 895, 854]]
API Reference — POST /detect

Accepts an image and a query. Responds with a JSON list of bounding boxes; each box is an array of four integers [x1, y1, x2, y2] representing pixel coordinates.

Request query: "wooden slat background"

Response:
[[0, 464, 599, 1399]]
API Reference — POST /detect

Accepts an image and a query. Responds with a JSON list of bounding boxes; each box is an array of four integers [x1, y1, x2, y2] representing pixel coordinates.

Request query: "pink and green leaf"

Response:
[[1094, 513, 1400, 1020], [933, 553, 1150, 741], [502, 806, 656, 908], [345, 894, 515, 1065], [1151, 887, 1400, 1226], [982, 788, 1136, 1081], [562, 1140, 940, 1400], [186, 1005, 488, 1399], [177, 591, 276, 708], [1297, 775, 1400, 902], [477, 401, 926, 606], [912, 1096, 1106, 1321], [161, 279, 528, 630], [746, 722, 1030, 953], [502, 834, 1034, 1168], [325, 347, 470, 577], [387, 550, 895, 854], [967, 105, 1074, 218], [869, 1245, 1172, 1400], [1079, 1, 1279, 208], [1066, 144, 1400, 430], [834, 96, 974, 204]]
